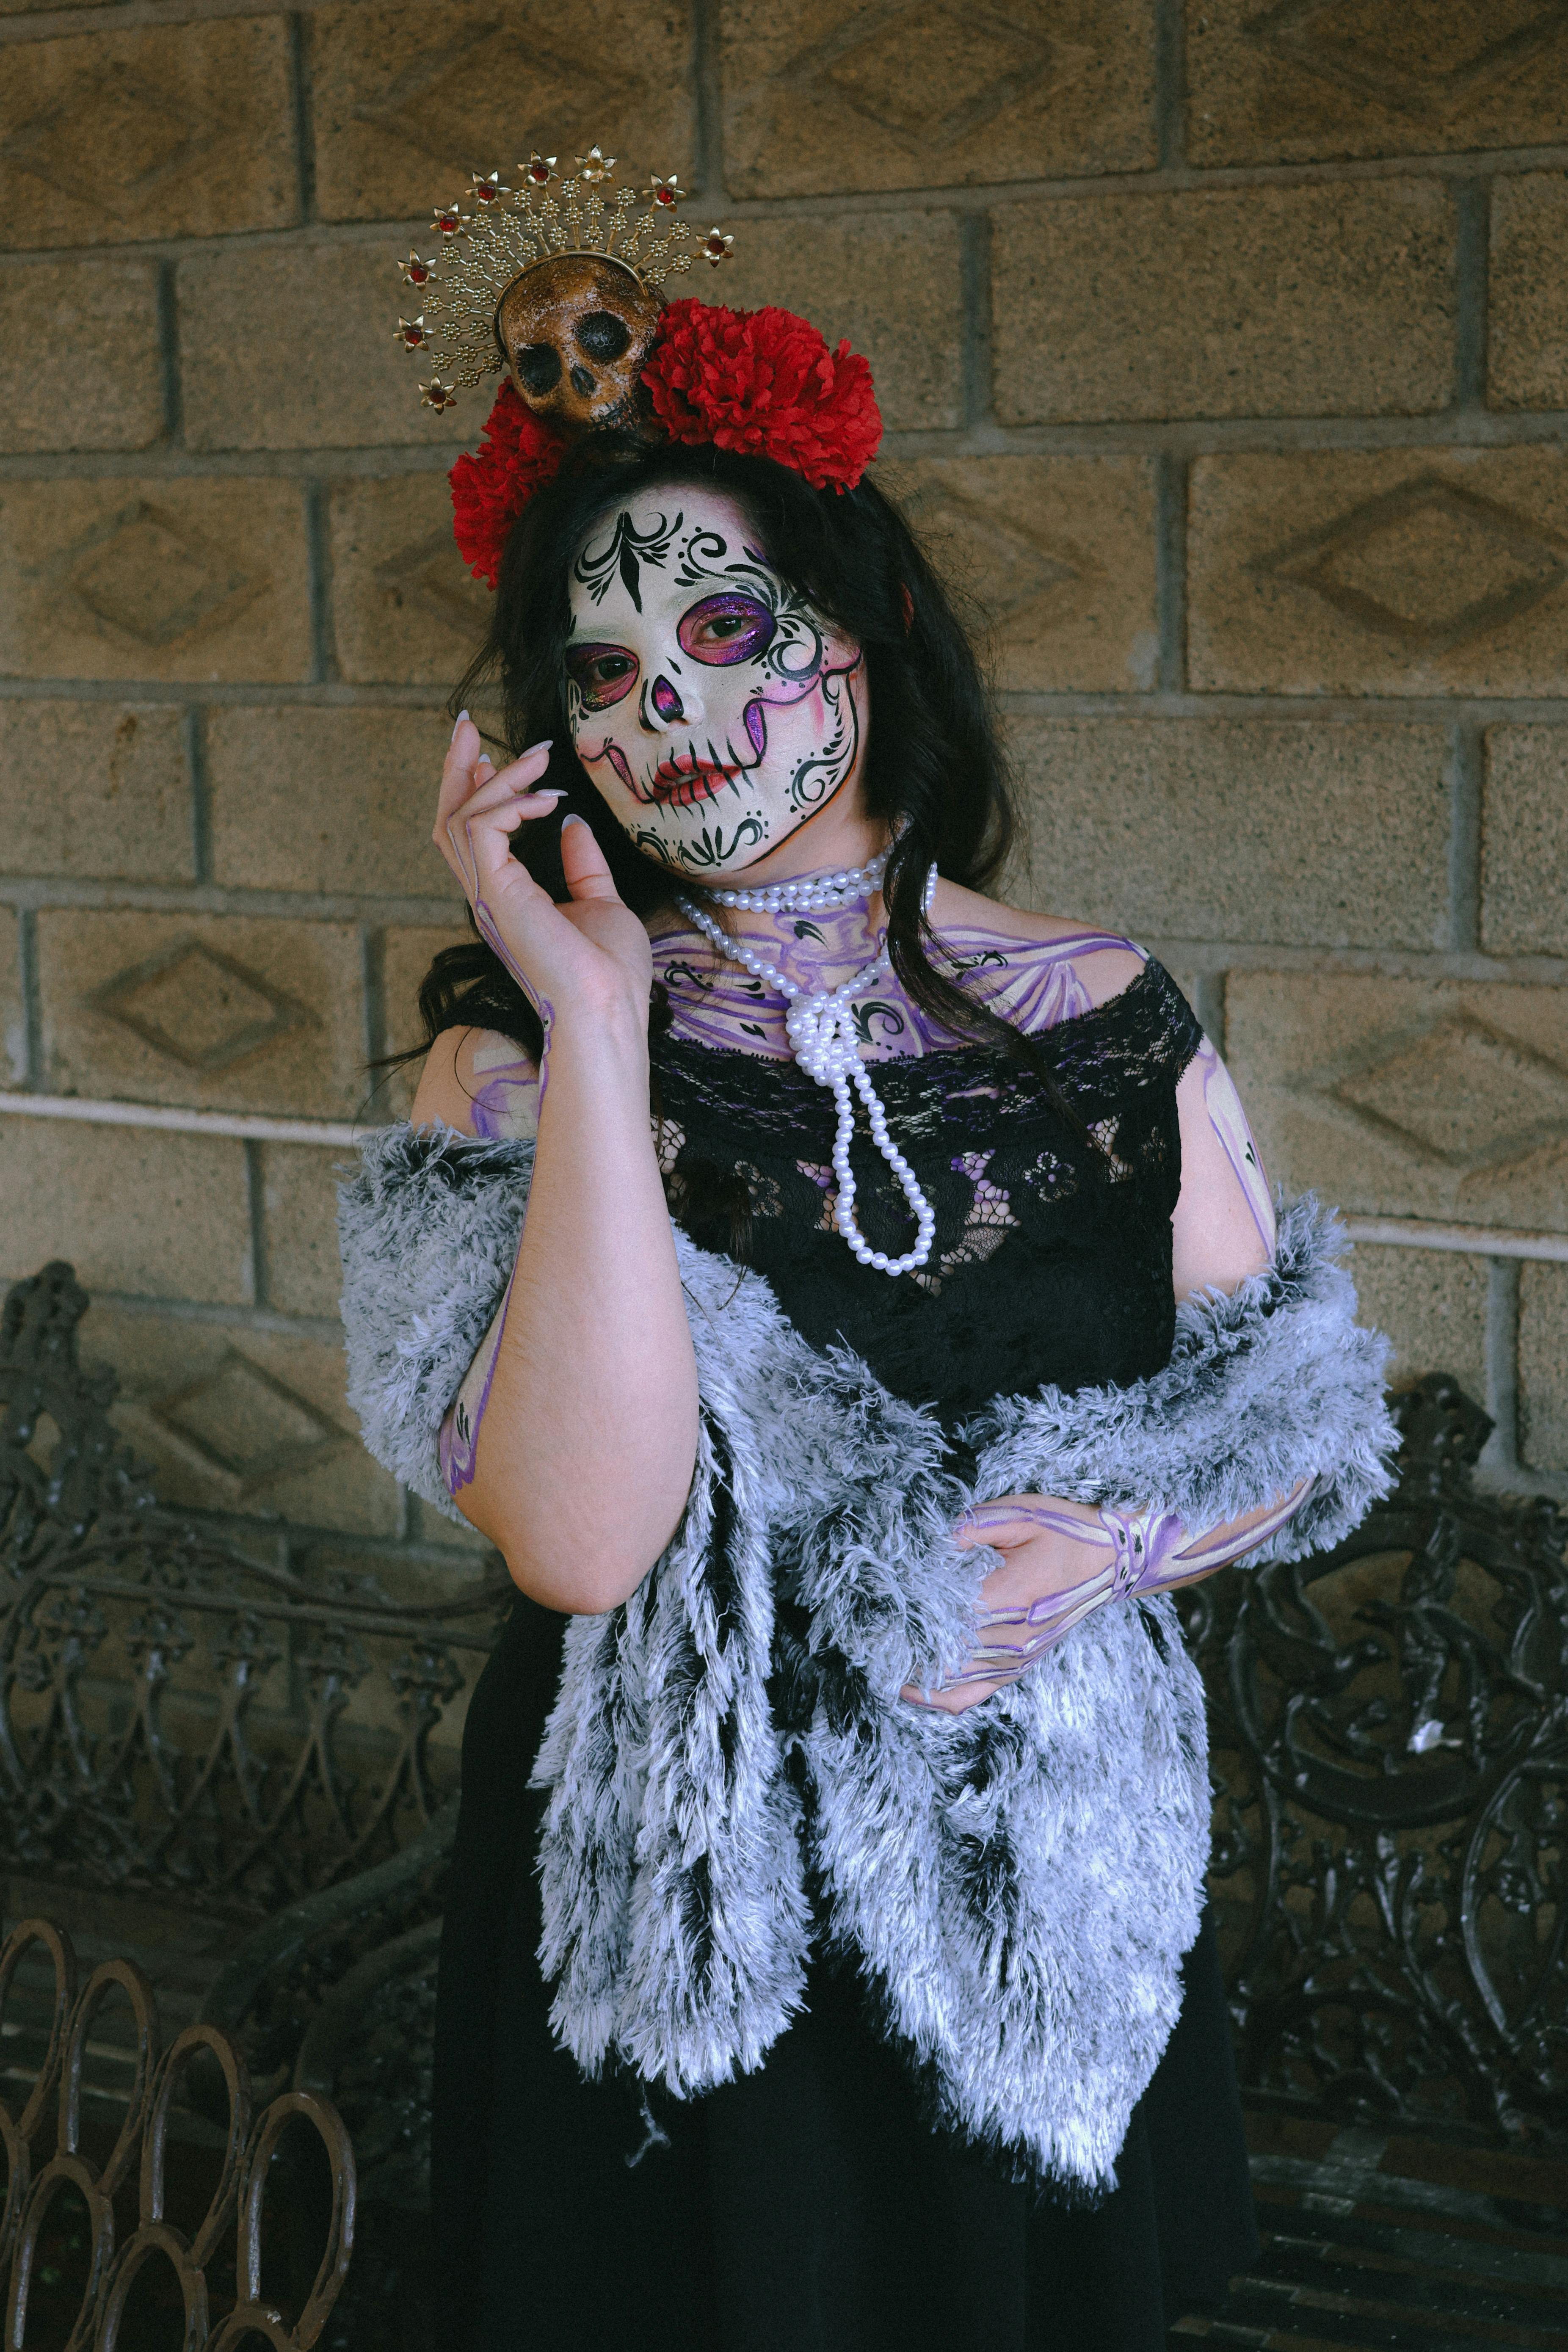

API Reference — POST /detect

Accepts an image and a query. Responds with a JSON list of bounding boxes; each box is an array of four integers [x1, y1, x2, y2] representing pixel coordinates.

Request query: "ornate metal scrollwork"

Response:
[[0, 1263, 506, 1915], [0, 1916, 354, 2349], [1176, 1372, 1568, 2146]]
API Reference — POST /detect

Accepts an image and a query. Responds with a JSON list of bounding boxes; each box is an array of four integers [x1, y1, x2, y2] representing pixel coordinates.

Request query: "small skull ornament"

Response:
[[495, 254, 663, 436]]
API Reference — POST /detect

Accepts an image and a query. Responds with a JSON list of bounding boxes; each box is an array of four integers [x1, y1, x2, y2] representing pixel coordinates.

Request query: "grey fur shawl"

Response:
[[338, 1121, 1396, 2195]]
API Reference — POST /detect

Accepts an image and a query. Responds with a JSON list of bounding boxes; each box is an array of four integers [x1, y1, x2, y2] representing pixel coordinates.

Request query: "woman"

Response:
[[341, 259, 1394, 2350]]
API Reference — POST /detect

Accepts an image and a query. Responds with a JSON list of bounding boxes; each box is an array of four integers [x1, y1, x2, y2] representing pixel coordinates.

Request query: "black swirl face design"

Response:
[[564, 488, 866, 879]]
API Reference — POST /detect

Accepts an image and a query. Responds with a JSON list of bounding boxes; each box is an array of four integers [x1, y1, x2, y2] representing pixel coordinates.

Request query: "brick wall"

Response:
[[2, 0, 1565, 1596]]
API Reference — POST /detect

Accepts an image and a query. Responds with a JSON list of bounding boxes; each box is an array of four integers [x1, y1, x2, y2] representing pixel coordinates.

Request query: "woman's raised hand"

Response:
[[434, 715, 653, 1032]]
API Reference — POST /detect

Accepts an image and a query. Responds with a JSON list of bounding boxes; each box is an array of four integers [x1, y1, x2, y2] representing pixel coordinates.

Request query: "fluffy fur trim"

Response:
[[336, 1125, 1396, 2192]]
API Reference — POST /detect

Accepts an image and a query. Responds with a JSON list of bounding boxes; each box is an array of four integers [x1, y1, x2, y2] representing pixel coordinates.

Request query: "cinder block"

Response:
[[78, 1298, 401, 1533], [380, 920, 477, 1119], [1008, 718, 1449, 950], [309, 0, 693, 224], [261, 1143, 350, 1319], [0, 259, 162, 453], [0, 702, 191, 883], [1481, 728, 1568, 958], [713, 213, 965, 432], [1347, 1243, 1489, 1400], [4, 17, 297, 249], [0, 479, 312, 683], [1491, 174, 1568, 413], [330, 475, 492, 687], [1226, 971, 1568, 1232], [880, 455, 1158, 693], [992, 180, 1455, 424], [1189, 450, 1568, 698], [1, 910, 22, 1087], [1186, 0, 1568, 166], [178, 245, 469, 454], [206, 707, 462, 900], [1520, 1261, 1568, 1475], [722, 0, 1155, 197], [36, 911, 367, 1118], [0, 1116, 251, 1303]]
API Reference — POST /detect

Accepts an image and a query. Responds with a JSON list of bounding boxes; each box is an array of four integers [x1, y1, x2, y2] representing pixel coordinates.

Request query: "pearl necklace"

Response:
[[706, 845, 890, 914], [676, 864, 939, 1278]]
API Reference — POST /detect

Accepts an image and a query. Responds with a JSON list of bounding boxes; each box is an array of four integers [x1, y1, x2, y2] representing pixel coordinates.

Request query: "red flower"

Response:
[[449, 383, 567, 589], [642, 299, 882, 492]]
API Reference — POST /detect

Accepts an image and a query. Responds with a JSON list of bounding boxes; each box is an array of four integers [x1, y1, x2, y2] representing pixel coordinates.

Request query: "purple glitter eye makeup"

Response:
[[564, 643, 639, 709], [677, 593, 776, 666]]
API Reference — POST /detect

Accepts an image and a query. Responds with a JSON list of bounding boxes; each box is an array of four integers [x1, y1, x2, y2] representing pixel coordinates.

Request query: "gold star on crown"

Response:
[[394, 145, 734, 411]]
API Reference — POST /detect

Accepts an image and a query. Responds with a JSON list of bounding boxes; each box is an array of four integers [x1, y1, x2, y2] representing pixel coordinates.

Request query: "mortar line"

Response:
[[690, 0, 723, 202], [1479, 1257, 1521, 1477], [1154, 450, 1188, 693], [1452, 179, 1491, 410], [185, 705, 213, 886], [304, 479, 338, 683], [1190, 972, 1226, 1053], [360, 922, 386, 1071], [155, 261, 182, 447], [244, 1137, 269, 1310], [287, 11, 317, 224], [1445, 717, 1484, 953], [959, 212, 995, 431], [17, 910, 45, 1093], [1153, 0, 1186, 173]]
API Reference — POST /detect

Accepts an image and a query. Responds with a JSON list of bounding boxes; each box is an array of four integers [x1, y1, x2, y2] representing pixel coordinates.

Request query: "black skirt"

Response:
[[432, 1596, 1259, 2352]]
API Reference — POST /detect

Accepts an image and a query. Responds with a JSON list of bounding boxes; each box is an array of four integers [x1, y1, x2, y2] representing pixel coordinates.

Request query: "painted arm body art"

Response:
[[930, 1478, 1317, 1695], [438, 1273, 516, 1498], [1194, 1034, 1276, 1256], [447, 814, 558, 1104]]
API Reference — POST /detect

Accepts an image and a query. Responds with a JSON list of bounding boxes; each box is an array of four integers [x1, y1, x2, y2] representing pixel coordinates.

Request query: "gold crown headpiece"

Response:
[[394, 146, 734, 413]]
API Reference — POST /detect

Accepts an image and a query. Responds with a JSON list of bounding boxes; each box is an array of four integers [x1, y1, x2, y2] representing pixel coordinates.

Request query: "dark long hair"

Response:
[[398, 436, 1087, 1139]]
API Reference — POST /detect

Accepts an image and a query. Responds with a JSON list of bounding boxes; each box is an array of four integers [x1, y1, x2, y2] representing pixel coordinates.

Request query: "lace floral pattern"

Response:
[[653, 958, 1204, 1423]]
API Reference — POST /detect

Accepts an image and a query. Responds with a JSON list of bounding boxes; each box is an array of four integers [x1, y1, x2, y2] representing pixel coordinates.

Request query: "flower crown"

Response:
[[393, 146, 883, 591]]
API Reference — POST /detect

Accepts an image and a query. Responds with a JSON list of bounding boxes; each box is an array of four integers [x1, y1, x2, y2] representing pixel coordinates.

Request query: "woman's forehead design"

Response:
[[568, 491, 776, 625]]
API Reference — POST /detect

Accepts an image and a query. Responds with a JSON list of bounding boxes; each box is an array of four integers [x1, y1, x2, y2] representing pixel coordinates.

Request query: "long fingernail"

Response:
[[560, 813, 587, 831], [451, 709, 469, 740], [528, 738, 554, 753]]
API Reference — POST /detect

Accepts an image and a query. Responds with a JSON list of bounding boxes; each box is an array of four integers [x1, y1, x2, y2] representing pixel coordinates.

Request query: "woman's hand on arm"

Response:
[[409, 720, 699, 1616], [903, 1030, 1306, 1714]]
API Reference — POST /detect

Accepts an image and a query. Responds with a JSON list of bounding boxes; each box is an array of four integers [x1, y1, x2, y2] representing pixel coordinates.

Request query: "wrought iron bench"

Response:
[[4, 1257, 1565, 2344]]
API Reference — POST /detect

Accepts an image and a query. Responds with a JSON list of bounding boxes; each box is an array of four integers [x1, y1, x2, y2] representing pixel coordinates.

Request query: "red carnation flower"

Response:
[[449, 383, 567, 589], [642, 299, 882, 492]]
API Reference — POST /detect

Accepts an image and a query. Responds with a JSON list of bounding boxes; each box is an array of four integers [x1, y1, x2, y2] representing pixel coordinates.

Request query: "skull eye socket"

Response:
[[516, 344, 563, 395], [677, 594, 776, 667], [576, 310, 632, 363], [565, 642, 639, 711]]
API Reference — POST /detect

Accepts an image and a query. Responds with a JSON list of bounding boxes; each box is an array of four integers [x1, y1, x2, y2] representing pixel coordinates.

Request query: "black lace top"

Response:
[[652, 958, 1204, 1427]]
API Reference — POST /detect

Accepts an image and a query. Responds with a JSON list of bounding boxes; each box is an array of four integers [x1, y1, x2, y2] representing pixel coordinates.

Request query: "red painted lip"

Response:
[[641, 759, 745, 809]]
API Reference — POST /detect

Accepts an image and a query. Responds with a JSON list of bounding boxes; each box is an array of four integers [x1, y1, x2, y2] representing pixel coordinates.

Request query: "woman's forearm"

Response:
[[449, 995, 699, 1613]]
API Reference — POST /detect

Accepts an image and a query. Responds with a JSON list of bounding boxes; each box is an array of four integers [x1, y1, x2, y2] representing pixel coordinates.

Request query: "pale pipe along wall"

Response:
[[0, 0, 1565, 1612]]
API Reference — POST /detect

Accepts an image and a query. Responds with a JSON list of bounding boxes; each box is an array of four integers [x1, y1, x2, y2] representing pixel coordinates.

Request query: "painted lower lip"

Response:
[[643, 766, 743, 809]]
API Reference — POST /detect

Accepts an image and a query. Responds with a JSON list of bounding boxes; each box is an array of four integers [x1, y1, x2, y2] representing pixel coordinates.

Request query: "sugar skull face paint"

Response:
[[564, 489, 866, 878]]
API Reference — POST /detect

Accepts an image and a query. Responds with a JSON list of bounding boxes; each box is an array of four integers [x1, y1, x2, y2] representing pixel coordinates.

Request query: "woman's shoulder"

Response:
[[407, 1025, 541, 1142], [928, 879, 1149, 1019]]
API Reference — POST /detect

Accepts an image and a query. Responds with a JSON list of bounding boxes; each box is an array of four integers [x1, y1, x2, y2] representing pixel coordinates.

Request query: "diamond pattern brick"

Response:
[[310, 0, 692, 224], [0, 480, 311, 682], [82, 1303, 401, 1533], [1190, 452, 1568, 696], [2, 17, 297, 248], [723, 0, 1154, 196], [882, 455, 1158, 691], [329, 476, 492, 686], [1187, 0, 1568, 165], [37, 911, 367, 1117], [1226, 974, 1568, 1230]]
